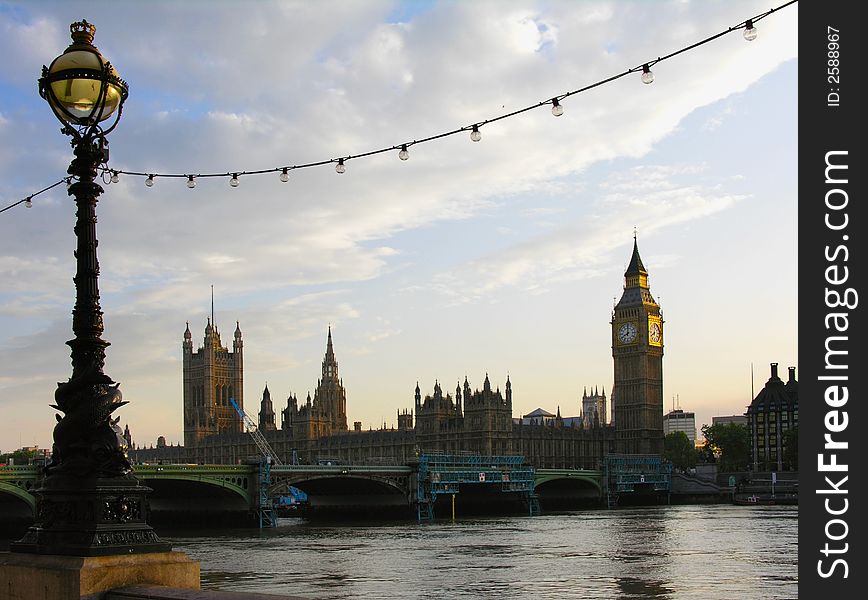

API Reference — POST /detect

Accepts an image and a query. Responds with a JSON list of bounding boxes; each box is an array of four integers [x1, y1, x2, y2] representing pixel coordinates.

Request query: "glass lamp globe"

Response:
[[40, 21, 128, 126]]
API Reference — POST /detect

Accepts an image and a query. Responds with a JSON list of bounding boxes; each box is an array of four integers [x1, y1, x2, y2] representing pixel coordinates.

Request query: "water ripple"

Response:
[[167, 504, 797, 599]]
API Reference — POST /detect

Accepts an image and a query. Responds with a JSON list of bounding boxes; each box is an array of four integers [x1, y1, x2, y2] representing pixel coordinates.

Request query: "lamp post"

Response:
[[11, 20, 170, 556]]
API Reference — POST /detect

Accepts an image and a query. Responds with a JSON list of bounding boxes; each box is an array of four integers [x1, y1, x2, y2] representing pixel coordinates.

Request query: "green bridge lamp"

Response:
[[11, 20, 170, 556]]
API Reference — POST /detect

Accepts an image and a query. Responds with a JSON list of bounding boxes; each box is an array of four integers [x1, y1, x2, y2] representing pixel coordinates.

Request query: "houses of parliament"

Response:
[[134, 239, 665, 469]]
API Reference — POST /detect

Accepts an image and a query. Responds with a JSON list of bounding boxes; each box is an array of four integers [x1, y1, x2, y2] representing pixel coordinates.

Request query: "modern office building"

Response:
[[663, 409, 696, 446]]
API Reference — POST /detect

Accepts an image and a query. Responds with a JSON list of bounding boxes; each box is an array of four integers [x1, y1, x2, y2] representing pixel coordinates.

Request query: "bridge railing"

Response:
[[0, 465, 40, 479], [420, 454, 526, 468], [270, 464, 412, 475], [133, 464, 253, 474]]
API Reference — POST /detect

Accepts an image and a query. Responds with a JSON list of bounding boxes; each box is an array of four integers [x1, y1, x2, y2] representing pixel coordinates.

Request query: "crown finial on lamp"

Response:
[[69, 20, 96, 46]]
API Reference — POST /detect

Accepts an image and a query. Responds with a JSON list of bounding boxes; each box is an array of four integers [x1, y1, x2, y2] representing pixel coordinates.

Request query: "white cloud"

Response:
[[422, 163, 747, 302]]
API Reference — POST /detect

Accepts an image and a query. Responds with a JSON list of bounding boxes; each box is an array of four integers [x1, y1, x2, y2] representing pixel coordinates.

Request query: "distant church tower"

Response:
[[611, 236, 664, 455], [313, 326, 348, 432], [182, 319, 244, 447]]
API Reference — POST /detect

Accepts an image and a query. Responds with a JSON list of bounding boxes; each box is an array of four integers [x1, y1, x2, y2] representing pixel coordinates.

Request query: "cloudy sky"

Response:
[[0, 1, 797, 452]]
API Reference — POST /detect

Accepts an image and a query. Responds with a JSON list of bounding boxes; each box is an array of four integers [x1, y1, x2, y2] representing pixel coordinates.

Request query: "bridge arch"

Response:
[[0, 481, 36, 513], [535, 470, 603, 494], [275, 473, 406, 496], [133, 465, 253, 502], [133, 466, 255, 525], [534, 470, 603, 509], [272, 473, 410, 517]]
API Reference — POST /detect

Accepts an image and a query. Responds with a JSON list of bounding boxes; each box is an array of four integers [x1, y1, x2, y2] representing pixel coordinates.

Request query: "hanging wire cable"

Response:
[[0, 178, 69, 214], [2, 0, 796, 214]]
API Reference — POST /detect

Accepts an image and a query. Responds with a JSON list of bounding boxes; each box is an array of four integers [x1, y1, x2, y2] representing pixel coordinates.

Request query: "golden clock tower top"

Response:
[[625, 236, 648, 288], [616, 236, 659, 310]]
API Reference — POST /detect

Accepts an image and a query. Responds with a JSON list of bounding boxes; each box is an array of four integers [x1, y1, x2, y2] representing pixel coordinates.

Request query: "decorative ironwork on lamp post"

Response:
[[11, 20, 170, 556]]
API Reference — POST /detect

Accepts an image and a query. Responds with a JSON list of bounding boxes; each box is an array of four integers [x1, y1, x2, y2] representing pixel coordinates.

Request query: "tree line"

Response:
[[663, 423, 798, 472]]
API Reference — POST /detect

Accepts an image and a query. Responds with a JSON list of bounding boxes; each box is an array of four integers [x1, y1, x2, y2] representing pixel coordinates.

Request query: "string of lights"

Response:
[[0, 178, 70, 214], [2, 0, 796, 214]]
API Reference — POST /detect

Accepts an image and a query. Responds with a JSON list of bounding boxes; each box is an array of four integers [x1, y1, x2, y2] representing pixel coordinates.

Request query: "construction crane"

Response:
[[229, 398, 281, 465], [229, 398, 280, 527]]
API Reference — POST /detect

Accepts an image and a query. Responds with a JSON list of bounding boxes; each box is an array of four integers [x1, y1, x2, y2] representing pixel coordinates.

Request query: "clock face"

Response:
[[618, 322, 637, 344], [649, 322, 662, 344]]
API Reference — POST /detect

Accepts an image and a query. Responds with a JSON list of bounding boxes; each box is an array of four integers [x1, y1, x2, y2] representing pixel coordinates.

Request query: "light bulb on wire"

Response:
[[398, 144, 410, 161], [280, 168, 289, 182], [110, 170, 119, 184], [743, 19, 757, 41], [336, 158, 346, 174], [551, 98, 564, 117], [25, 197, 32, 209], [229, 174, 239, 187], [187, 175, 196, 189], [470, 125, 482, 142], [641, 64, 655, 84], [145, 175, 155, 187]]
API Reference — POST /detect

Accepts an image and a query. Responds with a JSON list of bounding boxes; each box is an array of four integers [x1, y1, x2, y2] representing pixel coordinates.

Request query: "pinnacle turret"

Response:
[[325, 325, 335, 361], [617, 234, 657, 306], [625, 236, 647, 278]]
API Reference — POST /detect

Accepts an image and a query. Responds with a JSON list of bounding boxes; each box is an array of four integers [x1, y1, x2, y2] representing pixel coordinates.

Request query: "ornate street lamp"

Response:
[[12, 20, 170, 556]]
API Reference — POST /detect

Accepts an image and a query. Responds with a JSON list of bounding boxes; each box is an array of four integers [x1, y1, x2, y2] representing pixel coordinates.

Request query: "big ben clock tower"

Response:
[[611, 235, 664, 455]]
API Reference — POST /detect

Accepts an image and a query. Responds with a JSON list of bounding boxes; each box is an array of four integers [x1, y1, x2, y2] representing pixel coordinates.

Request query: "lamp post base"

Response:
[[10, 477, 171, 557], [0, 550, 200, 600]]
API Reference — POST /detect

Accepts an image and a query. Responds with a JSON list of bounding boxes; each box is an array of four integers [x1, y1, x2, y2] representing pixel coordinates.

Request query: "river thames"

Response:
[[161, 504, 797, 599]]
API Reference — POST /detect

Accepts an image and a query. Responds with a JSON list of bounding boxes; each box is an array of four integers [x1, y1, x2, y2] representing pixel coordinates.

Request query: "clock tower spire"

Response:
[[611, 236, 664, 455]]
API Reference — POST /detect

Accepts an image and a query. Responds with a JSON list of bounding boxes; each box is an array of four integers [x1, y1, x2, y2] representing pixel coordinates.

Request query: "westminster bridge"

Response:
[[0, 458, 620, 526]]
